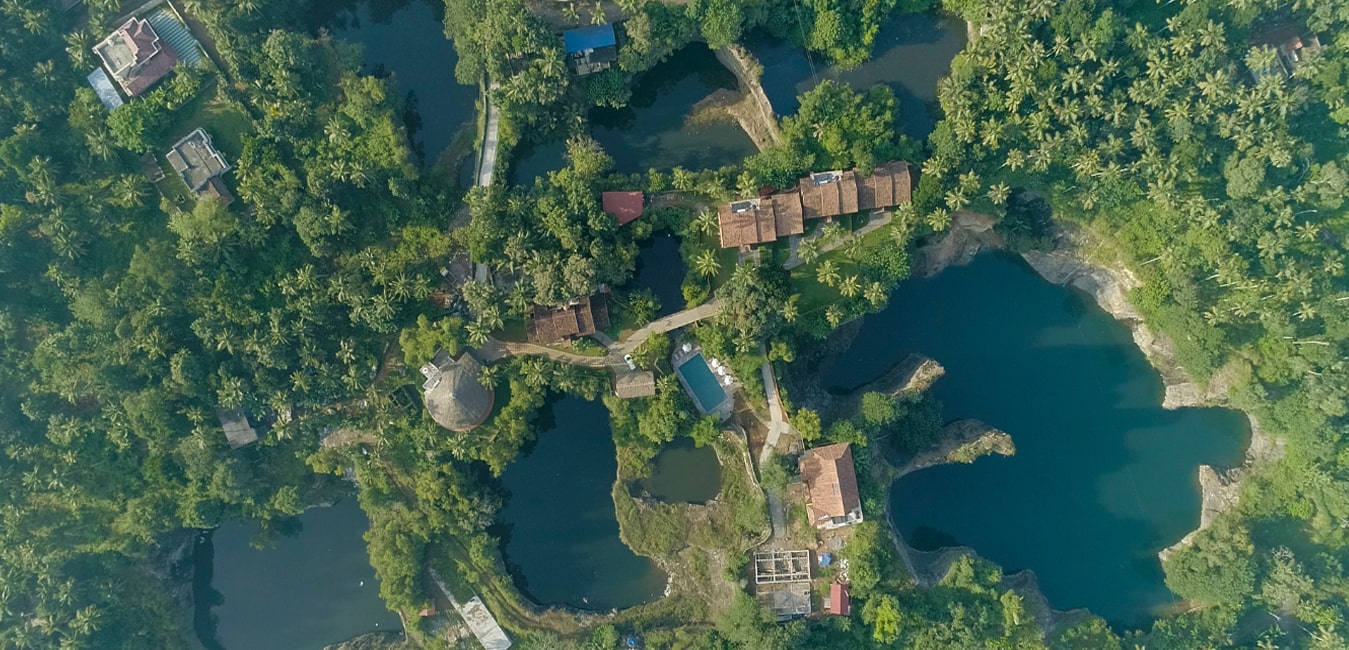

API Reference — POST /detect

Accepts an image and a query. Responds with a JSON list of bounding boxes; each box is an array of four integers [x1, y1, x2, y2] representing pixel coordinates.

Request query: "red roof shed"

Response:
[[830, 583, 851, 617], [602, 191, 645, 226]]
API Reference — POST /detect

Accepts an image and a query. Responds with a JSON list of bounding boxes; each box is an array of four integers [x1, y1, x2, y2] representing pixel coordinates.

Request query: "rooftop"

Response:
[[829, 583, 851, 617], [93, 17, 178, 97], [216, 407, 258, 449], [167, 128, 231, 194], [602, 191, 644, 226], [799, 442, 863, 529], [798, 170, 859, 220], [527, 296, 610, 344], [857, 161, 912, 211], [563, 24, 617, 53], [718, 199, 778, 248], [422, 350, 495, 432], [613, 369, 656, 399]]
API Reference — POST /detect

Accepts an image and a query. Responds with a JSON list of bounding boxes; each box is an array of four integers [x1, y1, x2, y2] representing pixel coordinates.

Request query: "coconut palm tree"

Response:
[[466, 322, 490, 347], [839, 275, 861, 298], [797, 236, 820, 263], [478, 363, 501, 388], [782, 294, 800, 323], [694, 249, 721, 281], [816, 260, 840, 287], [825, 304, 844, 328], [864, 282, 887, 308]]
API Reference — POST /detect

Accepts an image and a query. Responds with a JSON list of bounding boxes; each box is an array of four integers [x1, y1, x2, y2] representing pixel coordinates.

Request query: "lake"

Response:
[[750, 12, 968, 139], [817, 252, 1247, 626], [495, 397, 668, 610], [591, 44, 758, 173], [194, 499, 398, 650], [641, 437, 722, 504], [627, 233, 688, 318], [321, 0, 477, 167]]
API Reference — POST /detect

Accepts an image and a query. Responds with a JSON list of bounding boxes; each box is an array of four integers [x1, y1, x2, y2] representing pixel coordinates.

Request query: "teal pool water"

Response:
[[678, 353, 728, 413]]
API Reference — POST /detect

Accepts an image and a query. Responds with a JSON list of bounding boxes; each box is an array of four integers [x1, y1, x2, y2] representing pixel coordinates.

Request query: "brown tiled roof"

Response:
[[799, 170, 859, 220], [799, 443, 861, 525], [857, 161, 912, 211], [526, 295, 610, 343], [770, 192, 804, 237], [602, 191, 644, 226], [201, 177, 235, 205], [718, 199, 778, 248]]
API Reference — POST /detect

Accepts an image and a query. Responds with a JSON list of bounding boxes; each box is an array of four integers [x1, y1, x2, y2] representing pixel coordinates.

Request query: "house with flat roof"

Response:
[[717, 193, 804, 249], [167, 128, 234, 205], [857, 161, 912, 211], [799, 170, 859, 220], [94, 17, 178, 97], [527, 295, 610, 344], [563, 24, 618, 75], [602, 191, 644, 226], [799, 442, 863, 530]]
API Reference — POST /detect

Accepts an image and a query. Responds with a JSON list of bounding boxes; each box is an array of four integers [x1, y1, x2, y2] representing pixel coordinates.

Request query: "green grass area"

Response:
[[163, 80, 253, 161]]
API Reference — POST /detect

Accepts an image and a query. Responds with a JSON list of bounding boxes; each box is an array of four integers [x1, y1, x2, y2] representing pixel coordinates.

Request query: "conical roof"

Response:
[[423, 351, 495, 432]]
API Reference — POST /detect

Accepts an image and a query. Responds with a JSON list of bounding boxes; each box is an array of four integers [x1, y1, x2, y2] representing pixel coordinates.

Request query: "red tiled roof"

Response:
[[830, 583, 851, 617], [857, 161, 912, 211], [602, 191, 644, 226], [718, 199, 778, 248], [799, 171, 859, 220], [526, 296, 610, 343], [799, 443, 862, 526]]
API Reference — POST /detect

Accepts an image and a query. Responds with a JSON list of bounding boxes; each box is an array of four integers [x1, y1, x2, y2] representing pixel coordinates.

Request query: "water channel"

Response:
[[641, 437, 722, 504], [319, 0, 477, 168], [590, 44, 758, 173], [194, 499, 398, 650], [750, 12, 968, 139], [495, 397, 668, 610], [816, 252, 1247, 626]]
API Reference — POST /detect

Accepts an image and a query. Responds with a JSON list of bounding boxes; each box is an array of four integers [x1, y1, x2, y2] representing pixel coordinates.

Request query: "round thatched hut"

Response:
[[421, 350, 494, 432]]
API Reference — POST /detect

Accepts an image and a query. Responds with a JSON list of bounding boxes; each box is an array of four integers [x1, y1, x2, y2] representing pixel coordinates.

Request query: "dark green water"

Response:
[[195, 499, 399, 650], [627, 233, 688, 318], [818, 253, 1247, 626], [496, 397, 668, 610], [590, 44, 757, 173], [750, 13, 968, 139], [641, 437, 722, 503], [320, 0, 476, 166]]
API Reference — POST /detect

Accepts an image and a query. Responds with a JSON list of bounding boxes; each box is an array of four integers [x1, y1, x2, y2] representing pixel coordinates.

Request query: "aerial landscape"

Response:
[[2, 0, 1349, 648]]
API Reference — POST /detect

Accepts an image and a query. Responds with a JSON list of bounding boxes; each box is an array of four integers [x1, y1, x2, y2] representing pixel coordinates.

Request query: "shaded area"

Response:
[[509, 139, 568, 186], [641, 437, 723, 504], [320, 0, 476, 166], [626, 233, 688, 317], [496, 397, 668, 610], [750, 13, 968, 139], [195, 500, 398, 650], [817, 252, 1247, 626], [591, 44, 756, 172]]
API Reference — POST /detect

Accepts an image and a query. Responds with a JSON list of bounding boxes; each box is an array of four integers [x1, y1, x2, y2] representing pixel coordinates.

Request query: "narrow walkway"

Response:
[[783, 211, 894, 271], [613, 298, 725, 355], [476, 82, 501, 188], [758, 345, 797, 464], [479, 339, 614, 368], [766, 491, 787, 540]]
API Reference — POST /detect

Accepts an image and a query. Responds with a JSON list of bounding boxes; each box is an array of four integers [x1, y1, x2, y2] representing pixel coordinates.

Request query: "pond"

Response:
[[627, 233, 688, 318], [817, 252, 1248, 626], [641, 437, 723, 504], [194, 499, 398, 650], [495, 397, 668, 610], [319, 0, 477, 167], [591, 44, 757, 173], [509, 139, 569, 187], [750, 12, 968, 139]]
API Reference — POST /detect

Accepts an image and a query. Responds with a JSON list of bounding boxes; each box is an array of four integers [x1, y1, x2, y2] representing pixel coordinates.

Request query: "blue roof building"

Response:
[[562, 24, 618, 75]]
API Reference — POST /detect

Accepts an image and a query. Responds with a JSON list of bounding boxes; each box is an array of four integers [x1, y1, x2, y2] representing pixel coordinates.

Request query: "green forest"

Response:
[[2, 0, 1349, 648]]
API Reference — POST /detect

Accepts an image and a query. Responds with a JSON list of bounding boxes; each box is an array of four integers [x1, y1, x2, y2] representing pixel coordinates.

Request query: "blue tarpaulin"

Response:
[[563, 24, 616, 53]]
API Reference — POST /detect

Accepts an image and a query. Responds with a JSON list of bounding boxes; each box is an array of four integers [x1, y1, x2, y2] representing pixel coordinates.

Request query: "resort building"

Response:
[[612, 369, 657, 399], [717, 193, 804, 250], [421, 350, 495, 432], [563, 24, 618, 75], [216, 407, 258, 449], [167, 128, 234, 204], [602, 191, 645, 226], [798, 170, 859, 220], [799, 442, 864, 530], [94, 17, 179, 97], [526, 295, 610, 344], [857, 160, 913, 211]]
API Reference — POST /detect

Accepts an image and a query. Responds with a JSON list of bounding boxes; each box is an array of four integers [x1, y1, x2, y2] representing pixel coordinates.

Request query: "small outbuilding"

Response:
[[829, 583, 851, 617], [563, 24, 618, 75], [613, 369, 656, 399], [216, 407, 258, 449], [422, 350, 495, 432], [602, 191, 645, 226]]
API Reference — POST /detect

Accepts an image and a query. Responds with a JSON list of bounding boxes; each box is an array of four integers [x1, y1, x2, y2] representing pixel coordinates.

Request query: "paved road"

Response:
[[476, 83, 500, 188], [479, 339, 615, 368], [613, 298, 725, 355]]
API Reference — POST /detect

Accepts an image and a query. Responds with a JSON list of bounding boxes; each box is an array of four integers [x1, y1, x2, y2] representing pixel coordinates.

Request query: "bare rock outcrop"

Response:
[[915, 211, 1004, 277], [896, 419, 1015, 479]]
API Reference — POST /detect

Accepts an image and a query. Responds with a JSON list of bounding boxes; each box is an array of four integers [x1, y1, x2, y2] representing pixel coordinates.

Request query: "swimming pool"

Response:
[[677, 353, 728, 413]]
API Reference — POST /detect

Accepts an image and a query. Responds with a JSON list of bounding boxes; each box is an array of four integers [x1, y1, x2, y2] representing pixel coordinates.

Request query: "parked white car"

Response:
[[623, 354, 637, 370]]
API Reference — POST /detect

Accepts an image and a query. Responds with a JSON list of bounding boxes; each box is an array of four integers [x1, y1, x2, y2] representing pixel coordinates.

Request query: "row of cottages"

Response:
[[718, 161, 912, 250]]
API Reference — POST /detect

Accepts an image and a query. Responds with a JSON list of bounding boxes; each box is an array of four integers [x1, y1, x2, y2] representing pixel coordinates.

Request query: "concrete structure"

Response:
[[422, 350, 495, 432], [799, 443, 864, 530], [602, 191, 645, 226], [94, 17, 178, 97], [526, 296, 610, 344], [167, 128, 233, 204], [563, 24, 618, 75], [753, 549, 812, 584], [216, 407, 257, 449]]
